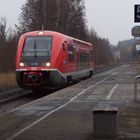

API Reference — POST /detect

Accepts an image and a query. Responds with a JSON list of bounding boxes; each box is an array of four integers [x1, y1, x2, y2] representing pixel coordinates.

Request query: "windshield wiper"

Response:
[[34, 39, 37, 58]]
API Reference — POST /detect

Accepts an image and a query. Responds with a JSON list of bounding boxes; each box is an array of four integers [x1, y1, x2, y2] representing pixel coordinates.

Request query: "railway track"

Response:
[[0, 89, 57, 115], [0, 90, 31, 104]]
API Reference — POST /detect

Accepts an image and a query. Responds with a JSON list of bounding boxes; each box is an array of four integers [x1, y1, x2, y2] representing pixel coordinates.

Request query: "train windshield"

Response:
[[22, 36, 52, 57]]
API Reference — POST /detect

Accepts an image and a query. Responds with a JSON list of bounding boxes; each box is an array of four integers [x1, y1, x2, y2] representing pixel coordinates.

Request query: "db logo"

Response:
[[31, 67, 37, 70]]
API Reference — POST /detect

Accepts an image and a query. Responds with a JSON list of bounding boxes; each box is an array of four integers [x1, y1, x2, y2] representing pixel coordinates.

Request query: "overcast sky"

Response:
[[85, 0, 140, 45], [0, 0, 139, 45], [0, 0, 25, 27]]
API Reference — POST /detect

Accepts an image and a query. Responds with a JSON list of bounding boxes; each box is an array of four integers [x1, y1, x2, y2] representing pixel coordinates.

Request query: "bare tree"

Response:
[[17, 0, 87, 40], [0, 17, 7, 47], [88, 28, 113, 66], [0, 17, 18, 72]]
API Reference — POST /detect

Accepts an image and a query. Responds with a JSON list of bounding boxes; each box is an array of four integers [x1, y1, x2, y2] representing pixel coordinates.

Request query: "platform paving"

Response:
[[0, 64, 140, 140]]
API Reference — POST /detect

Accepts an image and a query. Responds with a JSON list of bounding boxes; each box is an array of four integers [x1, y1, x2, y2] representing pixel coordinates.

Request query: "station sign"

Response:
[[135, 5, 140, 22], [132, 5, 140, 37]]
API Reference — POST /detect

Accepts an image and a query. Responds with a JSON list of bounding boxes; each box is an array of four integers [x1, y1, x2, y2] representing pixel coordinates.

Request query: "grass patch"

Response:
[[0, 72, 17, 90]]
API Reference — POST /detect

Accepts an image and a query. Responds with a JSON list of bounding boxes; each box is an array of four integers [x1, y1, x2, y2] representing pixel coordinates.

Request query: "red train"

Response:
[[16, 31, 94, 90]]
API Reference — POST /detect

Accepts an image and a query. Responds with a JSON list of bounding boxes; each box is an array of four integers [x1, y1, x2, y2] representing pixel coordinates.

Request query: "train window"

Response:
[[68, 45, 74, 61], [90, 50, 93, 61], [22, 36, 52, 57], [78, 52, 89, 69], [80, 52, 89, 63]]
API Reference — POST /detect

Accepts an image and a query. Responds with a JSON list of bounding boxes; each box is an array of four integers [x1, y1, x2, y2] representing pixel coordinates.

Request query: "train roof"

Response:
[[21, 30, 92, 47]]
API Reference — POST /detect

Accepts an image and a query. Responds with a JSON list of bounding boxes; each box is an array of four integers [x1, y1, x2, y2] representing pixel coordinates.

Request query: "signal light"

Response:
[[38, 31, 44, 35]]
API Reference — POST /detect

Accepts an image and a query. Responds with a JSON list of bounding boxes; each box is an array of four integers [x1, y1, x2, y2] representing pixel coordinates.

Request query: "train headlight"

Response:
[[46, 62, 51, 67], [20, 62, 24, 67], [38, 31, 44, 35]]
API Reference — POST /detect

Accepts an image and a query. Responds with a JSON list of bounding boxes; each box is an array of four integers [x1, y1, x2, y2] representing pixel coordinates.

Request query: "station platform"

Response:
[[0, 64, 140, 140]]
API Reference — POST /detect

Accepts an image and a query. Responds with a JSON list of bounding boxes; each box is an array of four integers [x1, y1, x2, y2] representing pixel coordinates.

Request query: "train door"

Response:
[[67, 44, 75, 71], [61, 42, 68, 72]]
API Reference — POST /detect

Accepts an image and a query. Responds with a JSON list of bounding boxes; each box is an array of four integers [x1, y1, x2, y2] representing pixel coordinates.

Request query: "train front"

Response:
[[16, 31, 64, 90]]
